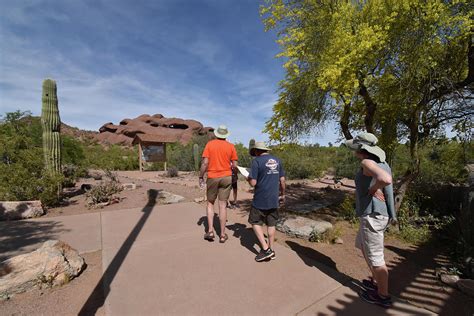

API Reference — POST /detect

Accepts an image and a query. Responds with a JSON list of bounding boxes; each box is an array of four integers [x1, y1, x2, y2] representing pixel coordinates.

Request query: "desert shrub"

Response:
[[309, 229, 323, 243], [333, 148, 360, 179], [167, 135, 208, 171], [83, 144, 138, 170], [166, 167, 179, 177], [62, 135, 85, 166], [393, 198, 455, 244], [0, 111, 63, 206], [85, 171, 122, 207], [234, 143, 252, 167], [338, 195, 357, 223], [272, 144, 332, 179], [309, 225, 343, 243]]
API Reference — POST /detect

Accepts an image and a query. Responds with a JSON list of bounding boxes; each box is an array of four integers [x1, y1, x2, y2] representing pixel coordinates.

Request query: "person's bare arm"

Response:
[[231, 160, 238, 171], [199, 158, 209, 179], [247, 177, 257, 187], [279, 176, 286, 203], [361, 159, 392, 201]]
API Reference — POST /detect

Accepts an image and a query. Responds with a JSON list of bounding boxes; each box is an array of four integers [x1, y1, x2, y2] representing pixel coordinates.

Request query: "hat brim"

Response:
[[250, 146, 271, 154], [344, 140, 386, 162], [214, 130, 230, 139], [344, 139, 360, 151]]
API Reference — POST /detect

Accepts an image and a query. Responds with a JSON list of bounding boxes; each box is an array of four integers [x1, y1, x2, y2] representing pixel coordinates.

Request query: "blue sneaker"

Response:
[[362, 278, 378, 291], [359, 289, 392, 308]]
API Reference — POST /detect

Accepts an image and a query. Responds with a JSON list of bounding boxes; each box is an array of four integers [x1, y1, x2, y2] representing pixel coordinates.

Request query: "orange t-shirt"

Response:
[[202, 139, 238, 179]]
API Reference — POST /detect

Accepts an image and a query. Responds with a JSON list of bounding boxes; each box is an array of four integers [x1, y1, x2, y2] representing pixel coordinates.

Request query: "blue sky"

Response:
[[0, 0, 339, 146]]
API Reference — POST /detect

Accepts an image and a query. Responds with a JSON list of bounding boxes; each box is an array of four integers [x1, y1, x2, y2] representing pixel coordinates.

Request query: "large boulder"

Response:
[[0, 240, 85, 299], [0, 201, 44, 221], [158, 191, 185, 204], [277, 216, 333, 239]]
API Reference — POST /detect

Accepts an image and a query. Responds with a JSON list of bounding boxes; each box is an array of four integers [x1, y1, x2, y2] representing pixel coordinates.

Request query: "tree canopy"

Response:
[[262, 0, 473, 153]]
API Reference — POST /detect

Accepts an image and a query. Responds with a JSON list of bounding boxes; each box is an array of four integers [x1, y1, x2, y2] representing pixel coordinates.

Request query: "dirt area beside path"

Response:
[[0, 251, 104, 316], [45, 171, 205, 218], [2, 170, 472, 315]]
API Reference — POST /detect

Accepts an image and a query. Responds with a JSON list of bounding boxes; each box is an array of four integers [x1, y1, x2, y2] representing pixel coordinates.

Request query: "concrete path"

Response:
[[1, 202, 433, 315]]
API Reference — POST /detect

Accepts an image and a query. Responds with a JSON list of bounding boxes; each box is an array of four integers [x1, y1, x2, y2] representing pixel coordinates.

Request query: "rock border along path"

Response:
[[1, 202, 433, 315]]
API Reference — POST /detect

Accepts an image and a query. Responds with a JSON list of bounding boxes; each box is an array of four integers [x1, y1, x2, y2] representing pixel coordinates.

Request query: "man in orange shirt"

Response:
[[199, 125, 238, 243]]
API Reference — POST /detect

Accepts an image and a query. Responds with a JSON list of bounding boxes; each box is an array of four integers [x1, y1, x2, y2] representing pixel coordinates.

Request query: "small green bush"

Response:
[[166, 167, 179, 178], [393, 198, 455, 244], [85, 171, 123, 207], [309, 225, 343, 243], [338, 195, 357, 223]]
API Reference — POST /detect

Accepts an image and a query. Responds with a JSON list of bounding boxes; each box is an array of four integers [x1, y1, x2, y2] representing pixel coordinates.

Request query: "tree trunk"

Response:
[[340, 100, 353, 140], [394, 111, 421, 212], [358, 81, 376, 133]]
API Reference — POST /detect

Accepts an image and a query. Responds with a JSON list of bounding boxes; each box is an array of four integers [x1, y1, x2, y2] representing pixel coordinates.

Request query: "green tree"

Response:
[[261, 0, 473, 208]]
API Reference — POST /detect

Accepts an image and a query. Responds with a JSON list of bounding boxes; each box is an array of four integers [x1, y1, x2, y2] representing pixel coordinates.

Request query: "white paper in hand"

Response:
[[237, 166, 250, 178]]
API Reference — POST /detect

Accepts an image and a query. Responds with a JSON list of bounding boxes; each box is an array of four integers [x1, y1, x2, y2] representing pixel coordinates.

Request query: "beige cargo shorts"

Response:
[[206, 176, 232, 203], [355, 213, 389, 267]]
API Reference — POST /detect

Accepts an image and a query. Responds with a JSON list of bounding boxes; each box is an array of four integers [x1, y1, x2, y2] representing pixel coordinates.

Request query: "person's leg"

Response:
[[252, 224, 269, 250], [361, 244, 376, 280], [218, 199, 227, 237], [266, 209, 279, 250], [217, 176, 232, 239], [373, 265, 389, 297], [205, 178, 219, 236], [356, 217, 376, 280], [362, 215, 390, 297], [232, 184, 237, 204], [206, 201, 215, 234], [267, 226, 276, 250]]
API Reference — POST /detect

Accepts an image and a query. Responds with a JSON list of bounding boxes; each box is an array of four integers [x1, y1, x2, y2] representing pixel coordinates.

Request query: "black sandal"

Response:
[[219, 233, 228, 243], [204, 231, 215, 241]]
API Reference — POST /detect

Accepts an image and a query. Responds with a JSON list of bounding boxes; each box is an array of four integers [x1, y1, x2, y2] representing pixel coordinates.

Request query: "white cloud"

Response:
[[0, 0, 340, 147]]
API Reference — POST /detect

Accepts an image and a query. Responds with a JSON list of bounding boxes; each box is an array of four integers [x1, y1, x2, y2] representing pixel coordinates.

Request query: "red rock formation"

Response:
[[95, 114, 214, 146]]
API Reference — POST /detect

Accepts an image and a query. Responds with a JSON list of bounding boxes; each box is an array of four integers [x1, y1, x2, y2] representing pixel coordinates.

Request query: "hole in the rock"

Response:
[[124, 130, 144, 138], [169, 124, 188, 129], [150, 122, 159, 127]]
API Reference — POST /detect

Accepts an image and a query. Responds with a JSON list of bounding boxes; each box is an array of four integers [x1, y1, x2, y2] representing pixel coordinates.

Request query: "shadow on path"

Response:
[[226, 223, 259, 255], [386, 244, 474, 316], [78, 189, 158, 316], [285, 241, 434, 315], [197, 213, 225, 239], [0, 220, 69, 262]]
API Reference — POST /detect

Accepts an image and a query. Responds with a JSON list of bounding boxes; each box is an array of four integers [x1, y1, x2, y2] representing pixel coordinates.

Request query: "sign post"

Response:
[[133, 135, 176, 172]]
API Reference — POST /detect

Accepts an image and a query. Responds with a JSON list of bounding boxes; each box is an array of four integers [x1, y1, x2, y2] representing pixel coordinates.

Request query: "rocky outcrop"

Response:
[[276, 216, 333, 240], [96, 114, 214, 146], [0, 240, 85, 299], [0, 201, 44, 221]]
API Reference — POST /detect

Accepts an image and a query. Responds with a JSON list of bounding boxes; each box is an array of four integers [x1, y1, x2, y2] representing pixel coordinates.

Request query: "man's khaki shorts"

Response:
[[206, 176, 232, 203], [355, 213, 389, 267]]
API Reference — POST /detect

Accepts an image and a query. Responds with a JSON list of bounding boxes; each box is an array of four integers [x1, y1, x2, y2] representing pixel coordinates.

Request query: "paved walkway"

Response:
[[1, 201, 433, 315]]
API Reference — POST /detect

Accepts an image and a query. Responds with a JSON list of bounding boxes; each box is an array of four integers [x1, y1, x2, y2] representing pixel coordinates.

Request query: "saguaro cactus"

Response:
[[41, 79, 61, 173], [249, 139, 255, 156], [193, 143, 200, 171]]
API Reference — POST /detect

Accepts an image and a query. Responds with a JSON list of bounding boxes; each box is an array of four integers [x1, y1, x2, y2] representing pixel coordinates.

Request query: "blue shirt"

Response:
[[249, 154, 285, 210]]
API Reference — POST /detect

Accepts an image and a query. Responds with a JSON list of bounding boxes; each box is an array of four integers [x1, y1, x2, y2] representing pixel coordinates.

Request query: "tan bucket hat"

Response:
[[214, 125, 230, 139], [345, 132, 386, 162], [250, 141, 271, 156]]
